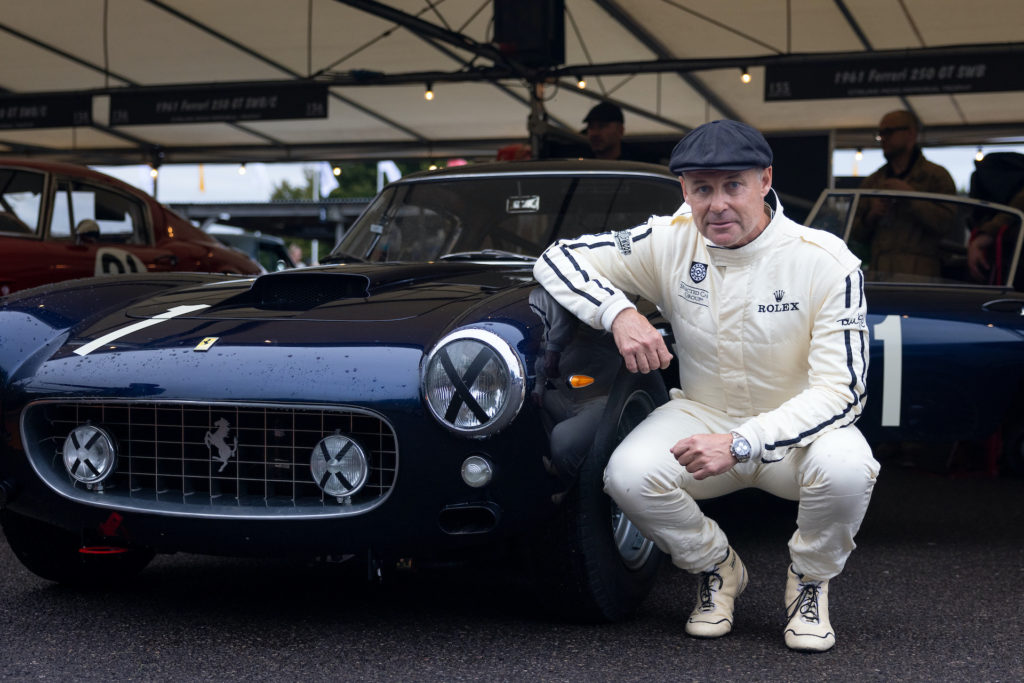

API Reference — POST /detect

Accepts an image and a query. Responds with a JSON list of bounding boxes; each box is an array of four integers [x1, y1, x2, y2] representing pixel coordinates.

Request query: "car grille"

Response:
[[21, 400, 398, 518]]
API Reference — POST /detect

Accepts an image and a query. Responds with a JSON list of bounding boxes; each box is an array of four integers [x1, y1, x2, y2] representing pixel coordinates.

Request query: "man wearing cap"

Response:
[[852, 110, 957, 278], [533, 120, 878, 652], [583, 102, 626, 160]]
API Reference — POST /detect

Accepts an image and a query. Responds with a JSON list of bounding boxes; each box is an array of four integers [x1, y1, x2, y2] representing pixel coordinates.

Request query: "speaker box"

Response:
[[493, 0, 565, 68]]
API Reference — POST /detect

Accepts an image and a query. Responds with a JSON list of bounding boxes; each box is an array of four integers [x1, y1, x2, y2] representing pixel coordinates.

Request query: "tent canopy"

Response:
[[2, 0, 1023, 166]]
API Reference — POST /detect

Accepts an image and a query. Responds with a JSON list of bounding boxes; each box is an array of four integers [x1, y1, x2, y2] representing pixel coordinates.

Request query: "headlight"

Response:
[[422, 328, 525, 438]]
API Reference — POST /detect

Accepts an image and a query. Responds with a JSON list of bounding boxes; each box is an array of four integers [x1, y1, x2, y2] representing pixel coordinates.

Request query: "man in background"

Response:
[[583, 102, 625, 161], [852, 110, 957, 278], [860, 110, 955, 195]]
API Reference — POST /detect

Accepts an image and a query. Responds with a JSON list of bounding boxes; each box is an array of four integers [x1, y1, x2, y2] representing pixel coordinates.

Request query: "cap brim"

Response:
[[671, 163, 762, 174]]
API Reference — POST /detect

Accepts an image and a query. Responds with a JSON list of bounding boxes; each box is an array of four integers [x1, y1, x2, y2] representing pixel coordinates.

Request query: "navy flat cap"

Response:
[[669, 119, 773, 175]]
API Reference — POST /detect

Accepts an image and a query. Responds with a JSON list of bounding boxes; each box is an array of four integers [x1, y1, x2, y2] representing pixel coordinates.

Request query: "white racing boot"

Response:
[[784, 565, 836, 652], [685, 546, 748, 638]]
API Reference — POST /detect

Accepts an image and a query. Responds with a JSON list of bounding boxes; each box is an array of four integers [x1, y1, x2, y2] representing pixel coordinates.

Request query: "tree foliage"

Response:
[[270, 160, 436, 200]]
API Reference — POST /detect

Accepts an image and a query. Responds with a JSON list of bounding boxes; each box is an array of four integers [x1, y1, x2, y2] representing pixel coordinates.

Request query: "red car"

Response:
[[0, 159, 261, 295]]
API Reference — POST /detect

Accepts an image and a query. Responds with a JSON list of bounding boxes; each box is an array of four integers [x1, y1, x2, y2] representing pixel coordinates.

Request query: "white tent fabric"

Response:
[[1, 0, 1022, 165]]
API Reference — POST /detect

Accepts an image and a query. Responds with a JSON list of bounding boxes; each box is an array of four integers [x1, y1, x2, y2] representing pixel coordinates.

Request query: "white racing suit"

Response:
[[533, 192, 879, 580]]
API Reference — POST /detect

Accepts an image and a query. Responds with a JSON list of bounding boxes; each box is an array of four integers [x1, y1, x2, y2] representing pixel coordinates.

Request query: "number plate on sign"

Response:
[[506, 195, 540, 213]]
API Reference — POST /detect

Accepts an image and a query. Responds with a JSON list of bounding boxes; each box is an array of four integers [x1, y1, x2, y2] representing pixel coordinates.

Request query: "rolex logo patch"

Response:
[[689, 261, 708, 283]]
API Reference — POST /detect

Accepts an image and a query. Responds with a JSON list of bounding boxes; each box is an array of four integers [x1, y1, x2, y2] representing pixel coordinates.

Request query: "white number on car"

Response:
[[873, 314, 902, 427]]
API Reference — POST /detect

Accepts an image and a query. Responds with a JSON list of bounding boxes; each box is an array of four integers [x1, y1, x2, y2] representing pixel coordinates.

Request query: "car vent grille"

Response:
[[22, 401, 398, 518], [249, 272, 371, 309]]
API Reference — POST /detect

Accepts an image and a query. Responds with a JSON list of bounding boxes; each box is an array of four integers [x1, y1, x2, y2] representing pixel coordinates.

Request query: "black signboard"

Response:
[[765, 53, 1024, 101], [0, 94, 92, 129], [109, 84, 328, 125]]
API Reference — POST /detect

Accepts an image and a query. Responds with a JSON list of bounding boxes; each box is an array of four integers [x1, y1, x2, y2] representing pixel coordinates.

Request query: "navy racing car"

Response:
[[0, 160, 685, 621]]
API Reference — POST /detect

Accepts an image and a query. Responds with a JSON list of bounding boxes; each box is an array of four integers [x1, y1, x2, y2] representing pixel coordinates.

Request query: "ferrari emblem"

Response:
[[194, 336, 219, 352]]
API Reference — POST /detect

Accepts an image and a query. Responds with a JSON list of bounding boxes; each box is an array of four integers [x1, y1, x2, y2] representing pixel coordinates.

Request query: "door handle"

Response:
[[152, 254, 178, 268], [982, 298, 1024, 315]]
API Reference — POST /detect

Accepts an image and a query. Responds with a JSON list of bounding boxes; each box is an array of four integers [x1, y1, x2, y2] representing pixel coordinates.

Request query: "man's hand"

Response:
[[967, 233, 994, 282], [671, 433, 736, 480], [611, 308, 673, 374]]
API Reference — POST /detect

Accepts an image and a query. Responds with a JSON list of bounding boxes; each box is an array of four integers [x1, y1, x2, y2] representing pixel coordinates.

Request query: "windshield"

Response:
[[808, 189, 1024, 287], [330, 173, 683, 262]]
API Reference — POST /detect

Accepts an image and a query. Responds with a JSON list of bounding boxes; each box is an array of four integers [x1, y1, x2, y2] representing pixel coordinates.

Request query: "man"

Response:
[[853, 110, 957, 278], [583, 101, 625, 160], [861, 110, 954, 195], [967, 152, 1024, 282], [533, 120, 879, 652], [288, 243, 307, 267]]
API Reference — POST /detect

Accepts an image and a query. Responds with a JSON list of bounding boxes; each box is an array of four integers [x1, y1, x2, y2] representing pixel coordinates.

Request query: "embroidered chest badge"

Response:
[[614, 231, 632, 256], [689, 261, 708, 283]]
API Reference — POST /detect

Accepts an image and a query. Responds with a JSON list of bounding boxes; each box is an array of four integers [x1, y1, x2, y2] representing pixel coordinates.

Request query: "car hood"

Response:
[[120, 263, 535, 322], [12, 263, 540, 406], [48, 262, 538, 362]]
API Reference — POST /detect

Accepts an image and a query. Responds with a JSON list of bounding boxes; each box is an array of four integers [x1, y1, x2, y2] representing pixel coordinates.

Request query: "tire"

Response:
[[1, 510, 154, 587], [1001, 416, 1024, 476], [533, 370, 668, 622]]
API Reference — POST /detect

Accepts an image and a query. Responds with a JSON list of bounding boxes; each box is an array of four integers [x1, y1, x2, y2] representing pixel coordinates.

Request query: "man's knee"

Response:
[[799, 431, 880, 498], [603, 444, 679, 506]]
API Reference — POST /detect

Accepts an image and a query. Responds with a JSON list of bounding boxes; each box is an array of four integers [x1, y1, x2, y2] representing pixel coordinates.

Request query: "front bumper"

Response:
[[2, 397, 559, 559]]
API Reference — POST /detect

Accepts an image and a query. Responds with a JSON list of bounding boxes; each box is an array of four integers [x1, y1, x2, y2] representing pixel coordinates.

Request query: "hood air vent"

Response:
[[247, 272, 371, 310]]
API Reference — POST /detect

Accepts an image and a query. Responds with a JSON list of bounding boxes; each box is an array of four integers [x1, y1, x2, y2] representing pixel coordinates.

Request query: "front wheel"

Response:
[[1, 510, 154, 587], [1001, 414, 1024, 476], [532, 371, 667, 622]]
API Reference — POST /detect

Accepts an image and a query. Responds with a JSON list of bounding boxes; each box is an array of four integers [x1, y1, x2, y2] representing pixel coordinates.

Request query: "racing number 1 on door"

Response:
[[873, 314, 902, 427]]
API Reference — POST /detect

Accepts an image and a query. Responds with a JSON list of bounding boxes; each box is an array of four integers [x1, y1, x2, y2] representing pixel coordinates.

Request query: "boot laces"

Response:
[[793, 581, 822, 623], [697, 570, 724, 611]]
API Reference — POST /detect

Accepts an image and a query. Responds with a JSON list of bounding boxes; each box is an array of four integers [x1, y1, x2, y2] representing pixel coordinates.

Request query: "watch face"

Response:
[[731, 435, 751, 458]]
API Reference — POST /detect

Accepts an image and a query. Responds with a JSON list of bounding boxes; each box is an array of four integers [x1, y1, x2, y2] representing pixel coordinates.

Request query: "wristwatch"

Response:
[[729, 431, 752, 463]]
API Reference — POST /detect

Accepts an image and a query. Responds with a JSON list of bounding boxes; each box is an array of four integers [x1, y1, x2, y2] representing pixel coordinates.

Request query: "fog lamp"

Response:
[[310, 433, 369, 499], [461, 455, 493, 488], [62, 424, 117, 485]]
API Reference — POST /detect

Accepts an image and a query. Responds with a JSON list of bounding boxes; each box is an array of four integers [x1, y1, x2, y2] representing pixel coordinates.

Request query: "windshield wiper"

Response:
[[439, 249, 536, 262]]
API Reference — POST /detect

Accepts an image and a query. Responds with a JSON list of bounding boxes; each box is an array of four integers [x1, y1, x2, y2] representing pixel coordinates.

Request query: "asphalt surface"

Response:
[[1, 463, 1022, 682]]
